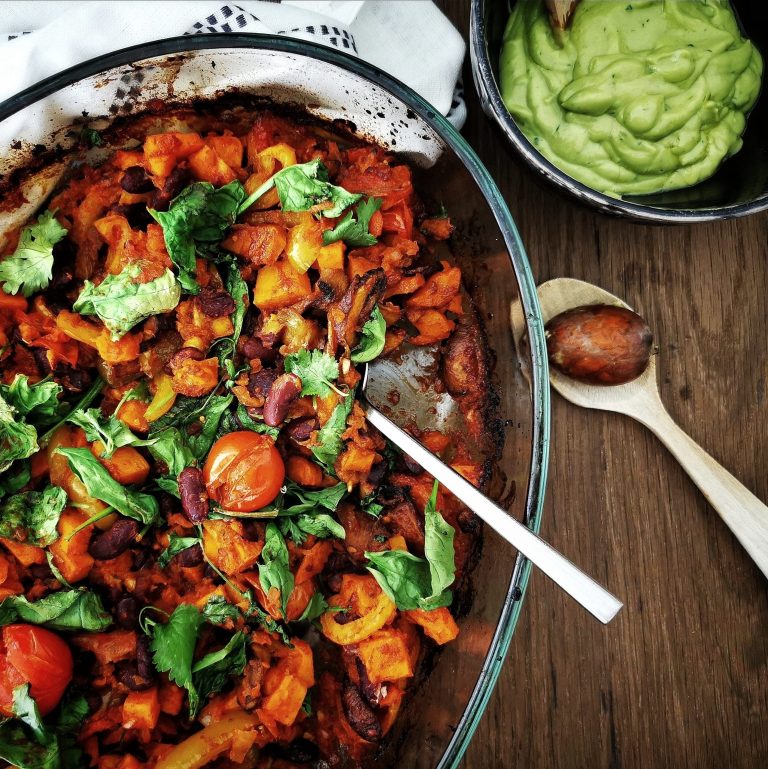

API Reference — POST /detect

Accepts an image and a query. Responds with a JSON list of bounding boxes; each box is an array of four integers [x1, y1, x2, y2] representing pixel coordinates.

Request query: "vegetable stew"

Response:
[[0, 107, 491, 769]]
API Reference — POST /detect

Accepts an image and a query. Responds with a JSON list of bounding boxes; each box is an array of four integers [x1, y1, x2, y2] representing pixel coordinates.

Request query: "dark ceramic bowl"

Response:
[[470, 0, 768, 223], [0, 35, 550, 769]]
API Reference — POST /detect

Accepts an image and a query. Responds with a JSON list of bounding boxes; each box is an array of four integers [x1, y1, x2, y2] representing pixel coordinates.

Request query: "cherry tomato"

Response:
[[0, 625, 73, 717], [203, 431, 285, 512]]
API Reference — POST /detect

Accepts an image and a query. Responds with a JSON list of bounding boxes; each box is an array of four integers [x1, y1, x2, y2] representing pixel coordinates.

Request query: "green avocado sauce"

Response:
[[499, 0, 763, 197]]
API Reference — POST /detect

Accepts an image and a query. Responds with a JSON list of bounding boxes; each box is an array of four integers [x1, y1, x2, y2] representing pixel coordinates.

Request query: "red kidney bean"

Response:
[[285, 416, 318, 443], [178, 467, 208, 523], [263, 373, 302, 427], [88, 518, 138, 560], [246, 368, 279, 399], [198, 287, 236, 318], [342, 679, 382, 742], [241, 335, 278, 363], [176, 542, 204, 567], [115, 596, 139, 629], [120, 166, 155, 193], [150, 166, 191, 210], [115, 661, 153, 691], [167, 346, 205, 374]]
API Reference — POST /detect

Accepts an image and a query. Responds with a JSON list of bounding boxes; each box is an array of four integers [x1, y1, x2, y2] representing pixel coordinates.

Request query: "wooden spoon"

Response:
[[510, 277, 768, 579]]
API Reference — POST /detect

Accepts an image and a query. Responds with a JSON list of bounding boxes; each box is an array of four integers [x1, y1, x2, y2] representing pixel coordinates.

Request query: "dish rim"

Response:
[[0, 33, 551, 769], [469, 0, 768, 224]]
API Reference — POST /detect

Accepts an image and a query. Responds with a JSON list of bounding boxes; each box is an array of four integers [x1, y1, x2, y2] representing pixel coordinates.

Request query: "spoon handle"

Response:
[[364, 405, 623, 624], [637, 404, 768, 578]]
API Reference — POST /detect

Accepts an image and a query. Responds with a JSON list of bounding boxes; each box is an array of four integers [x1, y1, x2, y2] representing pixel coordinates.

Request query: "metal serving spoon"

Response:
[[360, 358, 623, 624], [511, 277, 768, 579]]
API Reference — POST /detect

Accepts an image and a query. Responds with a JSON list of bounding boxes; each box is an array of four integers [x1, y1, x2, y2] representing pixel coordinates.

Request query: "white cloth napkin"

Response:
[[0, 0, 467, 127]]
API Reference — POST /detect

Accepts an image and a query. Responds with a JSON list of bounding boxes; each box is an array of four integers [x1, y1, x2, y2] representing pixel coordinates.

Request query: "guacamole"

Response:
[[500, 0, 763, 197]]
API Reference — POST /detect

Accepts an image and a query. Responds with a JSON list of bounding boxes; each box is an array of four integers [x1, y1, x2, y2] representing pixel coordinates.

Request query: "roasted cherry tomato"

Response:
[[203, 431, 285, 512], [0, 624, 73, 717]]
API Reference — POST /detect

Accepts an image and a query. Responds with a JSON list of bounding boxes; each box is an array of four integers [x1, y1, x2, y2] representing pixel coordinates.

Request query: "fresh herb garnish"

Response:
[[0, 211, 67, 297], [238, 159, 361, 217], [73, 265, 181, 340], [55, 447, 160, 525], [0, 394, 39, 473], [66, 407, 138, 459], [365, 481, 456, 611], [0, 486, 67, 547], [0, 588, 111, 632], [0, 375, 62, 426], [150, 181, 245, 294], [157, 533, 201, 569], [311, 393, 355, 474], [323, 196, 383, 248], [284, 349, 345, 398], [258, 523, 294, 617], [350, 305, 387, 363]]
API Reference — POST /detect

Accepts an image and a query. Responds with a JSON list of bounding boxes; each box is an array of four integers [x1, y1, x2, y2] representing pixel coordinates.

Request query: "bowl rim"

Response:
[[0, 33, 551, 769], [469, 0, 768, 224]]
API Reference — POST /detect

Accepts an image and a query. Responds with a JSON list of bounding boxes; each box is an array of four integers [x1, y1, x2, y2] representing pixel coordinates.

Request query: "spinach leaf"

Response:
[[66, 408, 138, 458], [73, 265, 181, 340], [0, 588, 111, 631], [360, 492, 383, 518], [0, 394, 39, 473], [55, 447, 159, 525], [187, 395, 233, 461], [280, 513, 345, 545], [311, 393, 355, 474], [218, 404, 279, 440], [139, 427, 195, 476], [38, 376, 104, 447], [13, 685, 48, 744], [238, 159, 360, 217], [202, 595, 240, 625], [191, 631, 247, 715], [350, 305, 386, 363], [0, 721, 58, 769], [323, 196, 383, 248], [0, 211, 67, 297], [0, 376, 62, 426], [150, 181, 245, 293], [258, 523, 294, 617], [212, 257, 249, 379], [157, 533, 200, 569], [0, 486, 67, 546], [365, 481, 455, 611], [0, 461, 31, 495], [281, 480, 347, 515]]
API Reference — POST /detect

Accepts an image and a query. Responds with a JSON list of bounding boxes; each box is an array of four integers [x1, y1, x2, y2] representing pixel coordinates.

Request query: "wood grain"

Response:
[[436, 2, 768, 767]]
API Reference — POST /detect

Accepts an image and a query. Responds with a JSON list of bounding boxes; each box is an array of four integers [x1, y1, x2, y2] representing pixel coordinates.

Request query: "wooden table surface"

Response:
[[436, 2, 768, 767]]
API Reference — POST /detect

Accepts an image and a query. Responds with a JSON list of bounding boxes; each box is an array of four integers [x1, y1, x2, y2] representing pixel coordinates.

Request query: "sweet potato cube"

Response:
[[285, 455, 323, 488], [259, 673, 307, 726], [405, 262, 461, 309], [188, 145, 237, 186], [0, 538, 46, 567], [48, 509, 94, 583], [357, 629, 414, 683], [122, 687, 160, 731], [171, 356, 219, 397], [159, 681, 184, 716], [143, 131, 204, 158], [406, 309, 455, 346], [253, 259, 312, 313], [206, 135, 243, 168], [405, 607, 459, 645], [116, 399, 149, 433], [112, 150, 145, 170], [221, 224, 286, 267], [202, 520, 264, 575], [315, 240, 345, 272], [92, 443, 150, 485], [144, 154, 177, 178]]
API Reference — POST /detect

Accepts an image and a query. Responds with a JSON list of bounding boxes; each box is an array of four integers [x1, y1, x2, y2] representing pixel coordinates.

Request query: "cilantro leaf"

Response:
[[361, 492, 383, 518], [365, 480, 455, 611], [191, 631, 247, 715], [202, 595, 240, 625], [0, 394, 39, 473], [258, 523, 294, 617], [0, 211, 67, 297], [284, 349, 342, 398], [217, 404, 279, 441], [350, 305, 387, 363], [0, 588, 111, 631], [55, 447, 159, 525], [157, 533, 201, 569], [79, 127, 103, 147], [323, 197, 383, 248], [150, 181, 245, 293], [292, 513, 345, 541], [0, 486, 67, 547], [73, 265, 181, 340], [238, 159, 361, 217], [297, 591, 330, 623], [311, 393, 354, 474], [66, 408, 138, 459], [282, 481, 346, 515], [0, 375, 62, 426], [244, 603, 292, 647], [139, 427, 195, 477], [146, 604, 203, 715]]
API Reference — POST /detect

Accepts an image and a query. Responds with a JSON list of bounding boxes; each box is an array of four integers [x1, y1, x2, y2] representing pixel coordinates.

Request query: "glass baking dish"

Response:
[[0, 36, 550, 769]]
